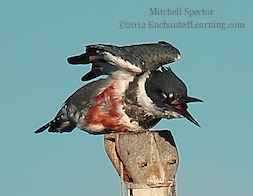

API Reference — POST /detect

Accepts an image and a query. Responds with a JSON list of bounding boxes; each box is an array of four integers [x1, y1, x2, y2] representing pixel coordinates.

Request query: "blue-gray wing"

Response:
[[67, 41, 181, 81]]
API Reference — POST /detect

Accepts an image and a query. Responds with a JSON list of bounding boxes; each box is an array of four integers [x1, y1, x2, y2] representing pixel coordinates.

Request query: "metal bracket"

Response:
[[104, 130, 179, 196]]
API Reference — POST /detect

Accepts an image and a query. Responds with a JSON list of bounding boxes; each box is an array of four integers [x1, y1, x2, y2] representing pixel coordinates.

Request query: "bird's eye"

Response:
[[167, 93, 182, 105]]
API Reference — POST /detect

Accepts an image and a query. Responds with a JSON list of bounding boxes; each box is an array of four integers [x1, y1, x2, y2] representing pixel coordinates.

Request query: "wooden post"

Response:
[[104, 130, 179, 196]]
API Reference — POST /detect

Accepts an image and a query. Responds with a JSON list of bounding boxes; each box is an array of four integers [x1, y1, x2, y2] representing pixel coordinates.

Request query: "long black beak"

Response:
[[180, 96, 203, 103], [172, 96, 203, 127]]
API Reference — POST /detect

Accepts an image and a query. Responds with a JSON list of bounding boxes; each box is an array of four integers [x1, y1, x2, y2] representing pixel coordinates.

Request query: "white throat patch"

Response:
[[137, 71, 163, 116]]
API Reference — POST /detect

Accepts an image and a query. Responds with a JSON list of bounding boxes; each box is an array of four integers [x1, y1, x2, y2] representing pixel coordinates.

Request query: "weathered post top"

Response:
[[104, 130, 179, 196]]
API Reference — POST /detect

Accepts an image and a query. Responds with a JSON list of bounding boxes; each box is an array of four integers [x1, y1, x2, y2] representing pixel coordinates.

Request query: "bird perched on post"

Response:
[[35, 41, 202, 134], [67, 41, 181, 81], [35, 66, 202, 134]]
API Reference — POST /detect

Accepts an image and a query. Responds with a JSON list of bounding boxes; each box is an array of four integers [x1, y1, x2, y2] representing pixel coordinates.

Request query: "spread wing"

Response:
[[67, 41, 181, 81]]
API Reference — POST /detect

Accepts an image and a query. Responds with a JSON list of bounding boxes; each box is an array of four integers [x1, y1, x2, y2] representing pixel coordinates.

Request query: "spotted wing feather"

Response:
[[67, 41, 181, 81]]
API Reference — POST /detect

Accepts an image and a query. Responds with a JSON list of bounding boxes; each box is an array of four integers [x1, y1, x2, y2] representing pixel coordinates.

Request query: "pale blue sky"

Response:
[[1, 0, 252, 196]]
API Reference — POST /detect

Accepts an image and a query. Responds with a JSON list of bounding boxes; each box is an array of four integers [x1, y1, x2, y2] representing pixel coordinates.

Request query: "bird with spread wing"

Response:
[[35, 41, 202, 134]]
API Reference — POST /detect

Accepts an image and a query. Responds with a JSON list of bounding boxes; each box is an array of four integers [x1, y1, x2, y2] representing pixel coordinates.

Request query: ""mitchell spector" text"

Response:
[[150, 7, 214, 17]]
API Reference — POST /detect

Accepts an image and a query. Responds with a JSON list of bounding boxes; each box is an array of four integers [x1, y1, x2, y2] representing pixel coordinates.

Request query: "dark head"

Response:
[[145, 67, 203, 126]]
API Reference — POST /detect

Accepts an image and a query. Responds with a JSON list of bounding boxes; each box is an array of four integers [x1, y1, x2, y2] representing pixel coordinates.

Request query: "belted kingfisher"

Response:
[[67, 41, 181, 81], [35, 67, 202, 134]]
